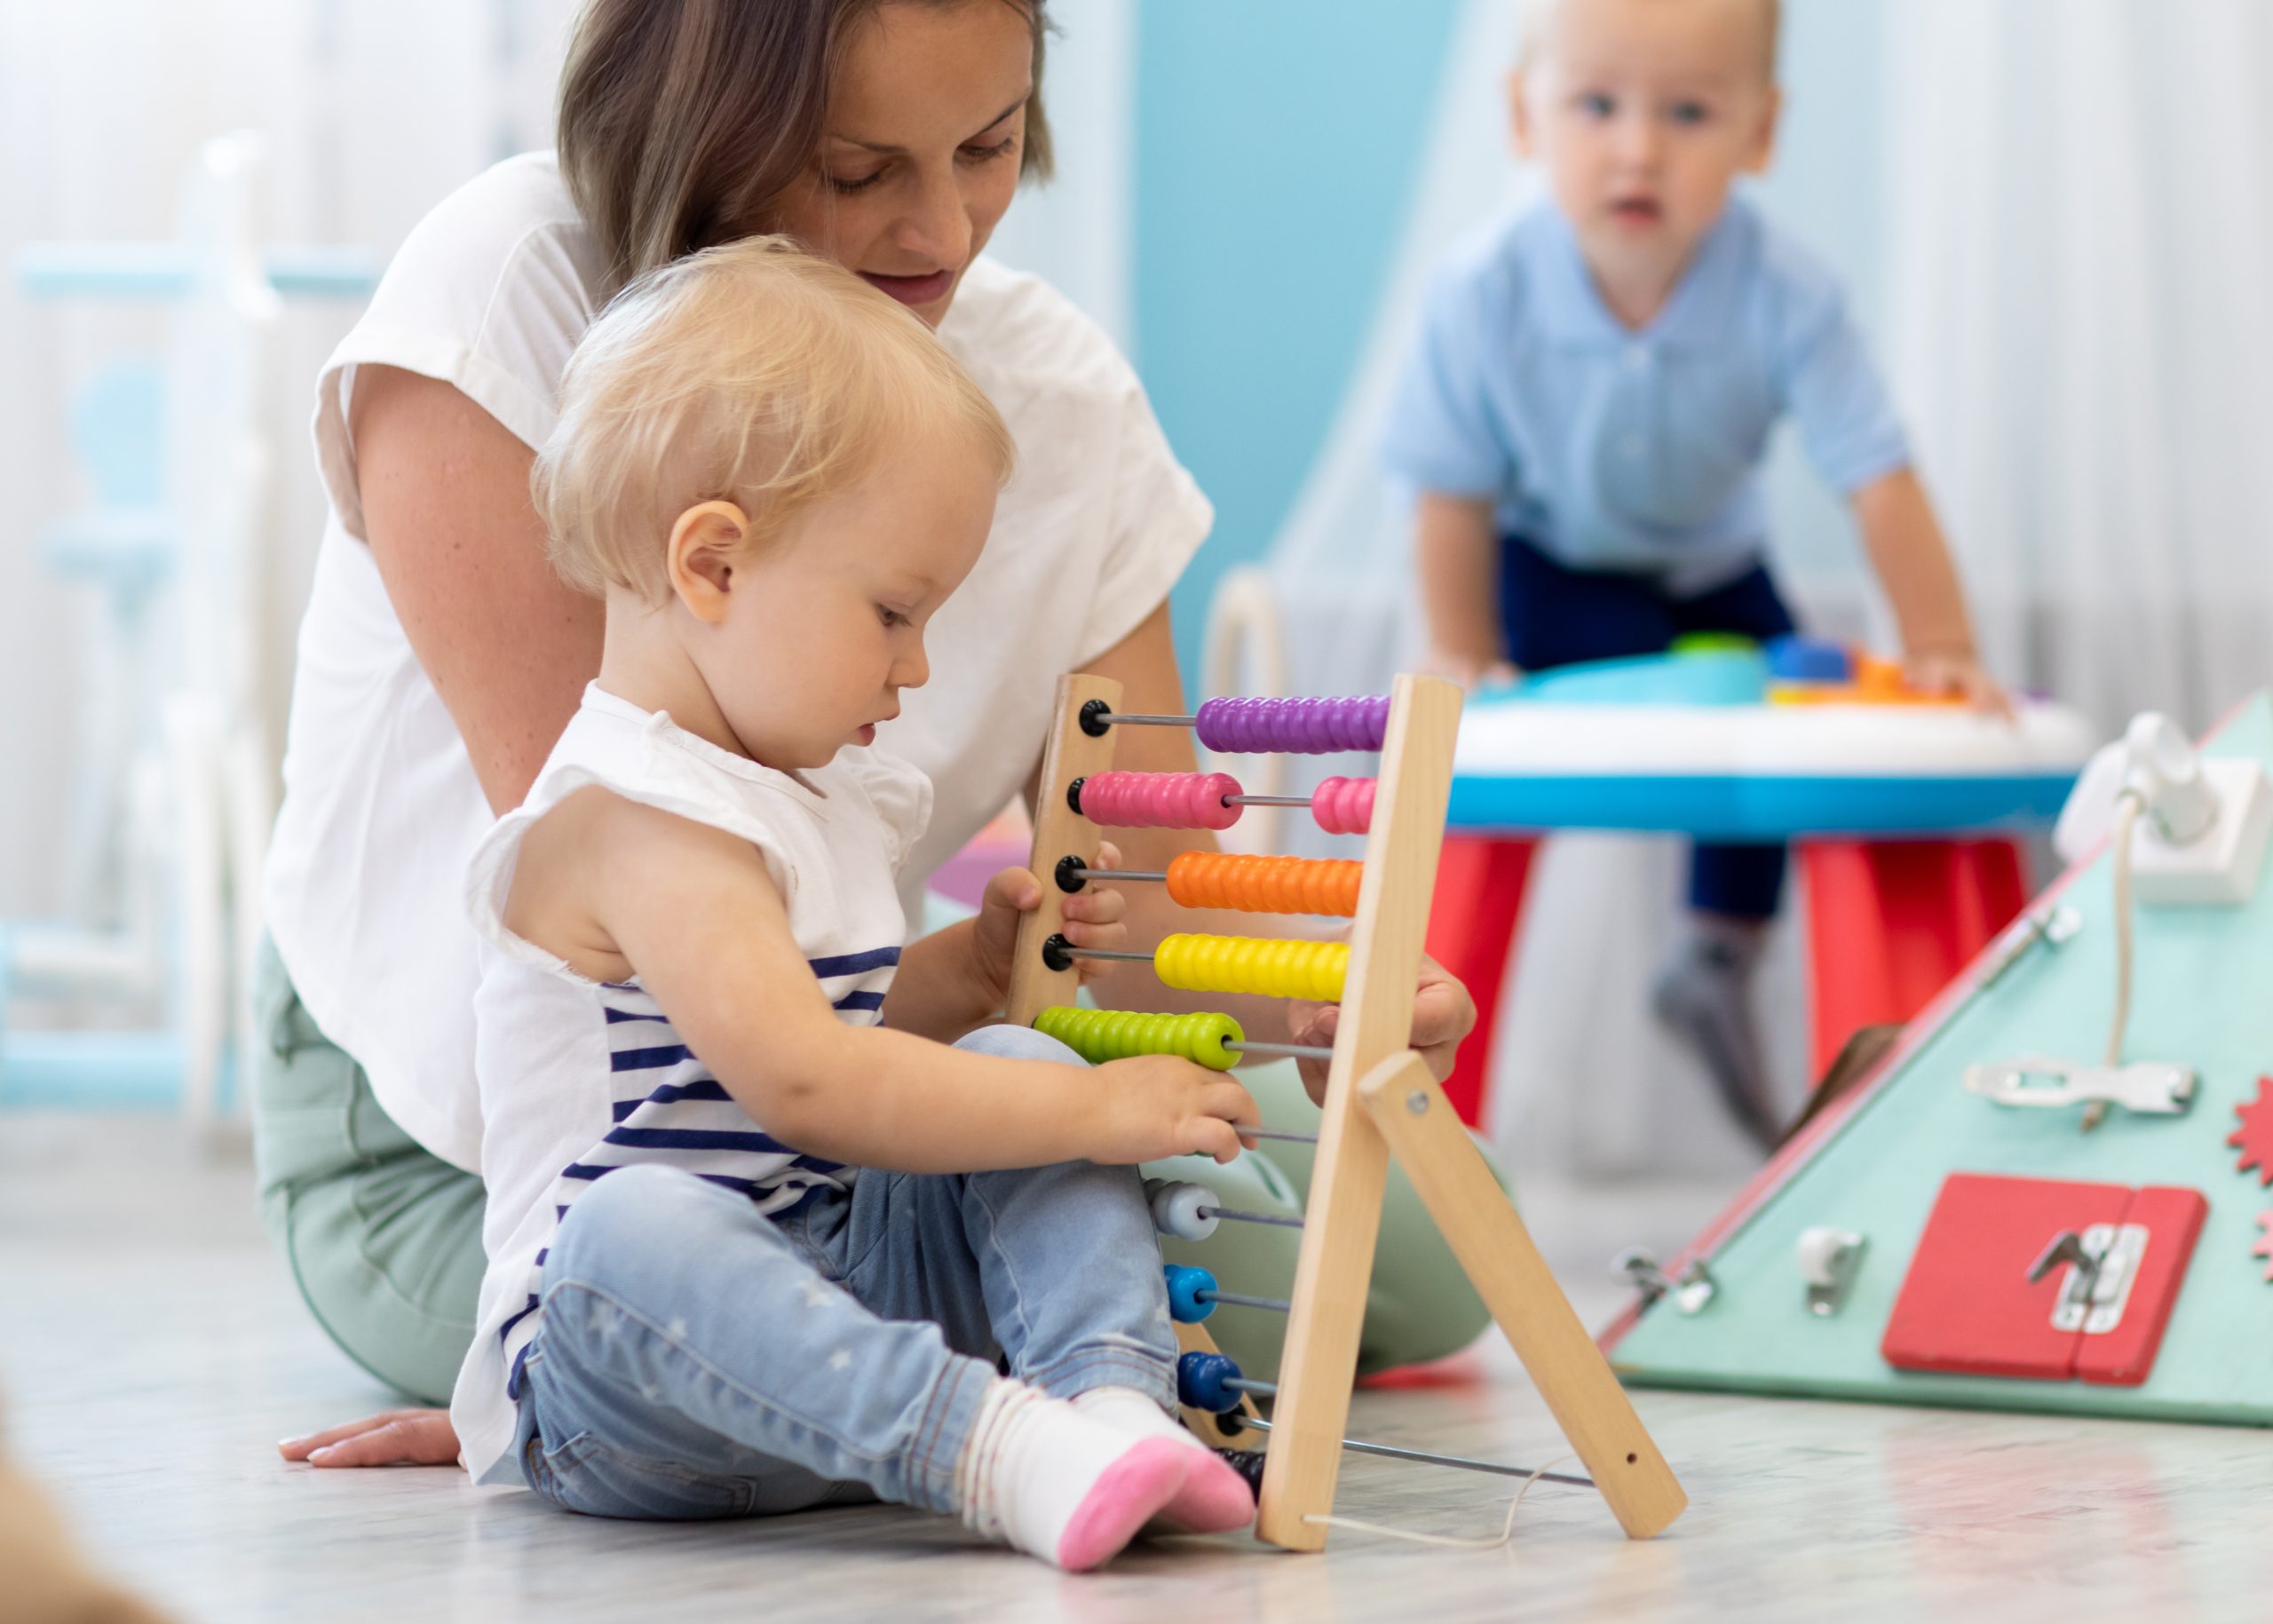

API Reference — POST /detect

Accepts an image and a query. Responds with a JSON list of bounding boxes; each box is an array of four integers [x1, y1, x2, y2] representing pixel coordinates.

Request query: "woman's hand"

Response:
[[1091, 1054, 1259, 1164], [970, 845, 1128, 1004], [1282, 950, 1477, 1106], [279, 1408, 459, 1468]]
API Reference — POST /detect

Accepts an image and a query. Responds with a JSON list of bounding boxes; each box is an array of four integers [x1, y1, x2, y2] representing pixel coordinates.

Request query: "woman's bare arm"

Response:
[[275, 371, 606, 1473], [352, 366, 604, 813]]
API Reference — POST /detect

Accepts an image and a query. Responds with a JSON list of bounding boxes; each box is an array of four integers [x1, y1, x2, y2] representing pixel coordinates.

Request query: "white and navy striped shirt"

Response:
[[450, 684, 930, 1485]]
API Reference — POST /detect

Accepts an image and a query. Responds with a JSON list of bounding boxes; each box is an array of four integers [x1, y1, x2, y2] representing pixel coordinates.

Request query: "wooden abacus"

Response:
[[1006, 672, 1687, 1549]]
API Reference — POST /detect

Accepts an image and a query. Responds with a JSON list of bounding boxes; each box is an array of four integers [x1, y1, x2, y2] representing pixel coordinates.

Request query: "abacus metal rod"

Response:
[[1229, 1412, 1596, 1490], [1092, 711, 1200, 728], [1224, 794, 1316, 808], [1224, 1038, 1335, 1062], [1241, 1127, 1318, 1145], [1198, 1287, 1291, 1313], [1198, 1204, 1305, 1231]]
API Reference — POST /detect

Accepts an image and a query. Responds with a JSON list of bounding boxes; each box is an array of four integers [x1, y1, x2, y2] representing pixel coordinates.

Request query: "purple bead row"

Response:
[[1193, 694, 1390, 756]]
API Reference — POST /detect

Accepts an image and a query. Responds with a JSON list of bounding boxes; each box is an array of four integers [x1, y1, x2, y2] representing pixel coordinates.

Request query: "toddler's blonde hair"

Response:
[[534, 234, 1015, 602], [1517, 0, 1781, 83]]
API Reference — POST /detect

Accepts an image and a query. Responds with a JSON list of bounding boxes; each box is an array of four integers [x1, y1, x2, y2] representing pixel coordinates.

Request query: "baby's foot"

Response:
[[1072, 1385, 1255, 1533], [958, 1382, 1193, 1571]]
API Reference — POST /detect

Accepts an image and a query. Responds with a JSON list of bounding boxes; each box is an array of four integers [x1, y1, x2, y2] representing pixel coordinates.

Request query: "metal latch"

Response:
[[1964, 1057, 2197, 1118], [1616, 1248, 1717, 1314], [2027, 1224, 2149, 1334]]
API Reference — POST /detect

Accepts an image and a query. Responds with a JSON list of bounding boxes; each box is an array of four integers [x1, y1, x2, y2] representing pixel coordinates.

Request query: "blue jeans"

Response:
[[1499, 533, 1798, 920], [512, 1024, 1176, 1521]]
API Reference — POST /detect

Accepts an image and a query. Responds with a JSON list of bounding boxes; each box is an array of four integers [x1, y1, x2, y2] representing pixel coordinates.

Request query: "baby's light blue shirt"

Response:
[[1380, 195, 1910, 595]]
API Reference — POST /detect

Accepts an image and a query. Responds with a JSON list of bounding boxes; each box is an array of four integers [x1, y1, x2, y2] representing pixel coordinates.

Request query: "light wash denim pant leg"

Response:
[[517, 1023, 1176, 1521]]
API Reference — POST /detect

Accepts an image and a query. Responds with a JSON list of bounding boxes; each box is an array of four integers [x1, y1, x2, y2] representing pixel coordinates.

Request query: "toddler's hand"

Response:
[[1092, 1054, 1259, 1165], [1423, 647, 1520, 693], [1906, 647, 2010, 717], [973, 848, 1129, 1002]]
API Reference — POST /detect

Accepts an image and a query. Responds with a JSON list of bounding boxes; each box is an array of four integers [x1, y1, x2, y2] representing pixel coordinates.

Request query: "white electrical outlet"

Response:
[[2055, 715, 2273, 907], [2131, 758, 2273, 906]]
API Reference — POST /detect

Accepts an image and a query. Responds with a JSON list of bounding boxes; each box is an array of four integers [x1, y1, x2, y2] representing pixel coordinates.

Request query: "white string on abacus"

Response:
[[1295, 1454, 1580, 1551]]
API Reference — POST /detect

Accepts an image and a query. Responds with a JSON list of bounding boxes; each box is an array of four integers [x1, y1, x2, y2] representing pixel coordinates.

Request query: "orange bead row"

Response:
[[1163, 852, 1363, 918]]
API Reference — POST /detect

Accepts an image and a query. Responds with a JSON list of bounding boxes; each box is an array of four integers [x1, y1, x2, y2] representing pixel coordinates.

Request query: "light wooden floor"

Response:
[[7, 1113, 2269, 1623]]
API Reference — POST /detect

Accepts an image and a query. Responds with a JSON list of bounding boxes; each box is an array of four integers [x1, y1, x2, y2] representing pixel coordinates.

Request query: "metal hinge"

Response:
[[2027, 1224, 2149, 1334], [1616, 1248, 1717, 1315], [1964, 1057, 2197, 1118]]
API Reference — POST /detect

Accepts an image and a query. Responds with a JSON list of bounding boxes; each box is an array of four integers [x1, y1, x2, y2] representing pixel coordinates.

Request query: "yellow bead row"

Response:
[[1152, 933, 1350, 1002]]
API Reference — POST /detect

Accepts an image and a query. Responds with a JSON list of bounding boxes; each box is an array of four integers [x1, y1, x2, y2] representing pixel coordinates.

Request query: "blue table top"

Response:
[[1449, 649, 2095, 838]]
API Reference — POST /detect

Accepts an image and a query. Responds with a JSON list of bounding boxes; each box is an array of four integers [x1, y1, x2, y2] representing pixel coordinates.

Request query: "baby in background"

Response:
[[449, 235, 1259, 1570], [1382, 0, 2000, 1145]]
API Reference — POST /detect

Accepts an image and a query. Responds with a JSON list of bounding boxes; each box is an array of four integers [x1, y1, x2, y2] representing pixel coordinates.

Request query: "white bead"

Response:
[[1150, 1181, 1220, 1241]]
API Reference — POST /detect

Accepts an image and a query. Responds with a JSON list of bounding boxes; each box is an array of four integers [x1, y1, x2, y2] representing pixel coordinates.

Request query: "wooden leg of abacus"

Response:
[[1358, 1050, 1689, 1540], [1255, 674, 1462, 1550]]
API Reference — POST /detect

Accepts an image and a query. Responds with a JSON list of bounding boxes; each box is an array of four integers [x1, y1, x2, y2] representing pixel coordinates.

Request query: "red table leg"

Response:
[[1425, 835, 1540, 1126], [1798, 838, 2029, 1083]]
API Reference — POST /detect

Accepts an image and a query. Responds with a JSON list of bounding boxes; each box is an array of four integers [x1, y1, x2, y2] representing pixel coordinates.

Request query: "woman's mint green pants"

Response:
[[249, 938, 1498, 1406]]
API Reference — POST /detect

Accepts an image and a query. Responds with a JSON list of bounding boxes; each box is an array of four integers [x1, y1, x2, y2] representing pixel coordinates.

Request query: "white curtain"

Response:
[[1883, 0, 2273, 734], [984, 0, 1134, 353], [0, 0, 577, 920]]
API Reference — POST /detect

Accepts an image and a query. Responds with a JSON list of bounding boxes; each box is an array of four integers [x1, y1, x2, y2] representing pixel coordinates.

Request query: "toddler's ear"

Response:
[[1506, 68, 1537, 160], [667, 501, 754, 623], [1743, 83, 1784, 174]]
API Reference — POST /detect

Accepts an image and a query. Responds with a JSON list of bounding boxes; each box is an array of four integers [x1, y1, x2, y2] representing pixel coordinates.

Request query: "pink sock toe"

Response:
[[1157, 1447, 1255, 1535], [1055, 1438, 1191, 1571]]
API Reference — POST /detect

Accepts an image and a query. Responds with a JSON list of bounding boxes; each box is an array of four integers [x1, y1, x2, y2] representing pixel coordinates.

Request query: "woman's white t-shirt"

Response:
[[264, 152, 1212, 1173]]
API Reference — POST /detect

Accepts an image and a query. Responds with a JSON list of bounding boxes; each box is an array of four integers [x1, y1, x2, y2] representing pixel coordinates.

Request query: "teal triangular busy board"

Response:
[[1605, 694, 2273, 1424]]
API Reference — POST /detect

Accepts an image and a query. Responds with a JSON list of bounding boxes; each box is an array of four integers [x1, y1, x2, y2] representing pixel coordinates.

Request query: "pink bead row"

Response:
[[1073, 772, 1375, 836], [1074, 771, 1242, 830], [1310, 776, 1375, 836]]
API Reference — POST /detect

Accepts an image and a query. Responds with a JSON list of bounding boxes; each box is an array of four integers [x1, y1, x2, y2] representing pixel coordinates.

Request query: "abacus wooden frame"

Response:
[[1009, 672, 1686, 1549]]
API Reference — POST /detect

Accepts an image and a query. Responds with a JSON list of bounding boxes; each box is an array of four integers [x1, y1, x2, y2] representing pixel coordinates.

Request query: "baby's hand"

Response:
[[1092, 1054, 1259, 1165], [1906, 647, 2010, 717], [972, 848, 1129, 1002]]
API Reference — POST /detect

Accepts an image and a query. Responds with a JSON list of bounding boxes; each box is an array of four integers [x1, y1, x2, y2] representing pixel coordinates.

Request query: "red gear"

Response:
[[2229, 1075, 2273, 1184]]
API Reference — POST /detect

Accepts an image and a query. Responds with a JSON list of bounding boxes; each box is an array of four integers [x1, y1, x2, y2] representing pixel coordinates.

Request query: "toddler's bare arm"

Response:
[[1851, 467, 2007, 712], [1414, 490, 1517, 687], [511, 791, 1255, 1171]]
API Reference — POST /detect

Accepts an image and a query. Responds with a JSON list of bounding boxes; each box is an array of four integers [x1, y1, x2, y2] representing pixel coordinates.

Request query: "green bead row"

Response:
[[1033, 1007, 1245, 1071]]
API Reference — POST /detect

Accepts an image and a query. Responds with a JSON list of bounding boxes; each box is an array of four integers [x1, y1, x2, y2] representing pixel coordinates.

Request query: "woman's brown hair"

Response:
[[558, 0, 1052, 290]]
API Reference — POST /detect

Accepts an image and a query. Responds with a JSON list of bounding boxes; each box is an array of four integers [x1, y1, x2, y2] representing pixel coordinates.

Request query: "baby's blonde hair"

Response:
[[534, 235, 1015, 603], [1517, 0, 1781, 83]]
